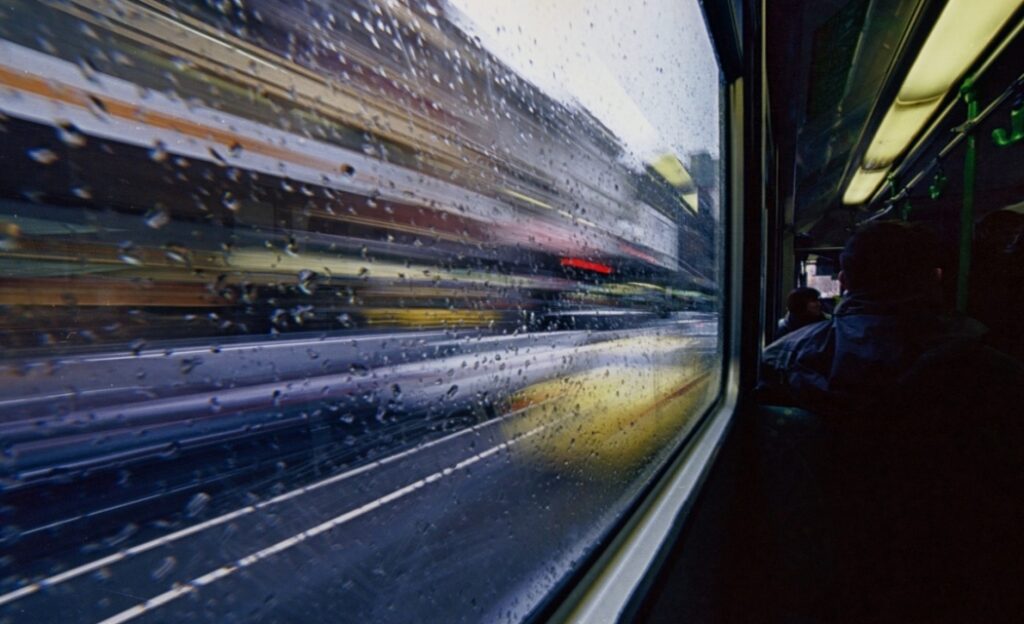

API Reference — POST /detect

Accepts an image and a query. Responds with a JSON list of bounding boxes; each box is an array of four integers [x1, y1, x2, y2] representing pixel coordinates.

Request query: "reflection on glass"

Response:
[[0, 1, 722, 621]]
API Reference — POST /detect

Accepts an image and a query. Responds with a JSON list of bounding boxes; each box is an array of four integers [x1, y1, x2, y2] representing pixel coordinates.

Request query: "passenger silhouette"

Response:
[[760, 220, 1024, 621], [776, 287, 827, 337]]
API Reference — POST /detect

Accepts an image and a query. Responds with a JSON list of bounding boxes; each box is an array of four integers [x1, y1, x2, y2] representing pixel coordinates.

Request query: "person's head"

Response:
[[786, 287, 823, 320], [839, 221, 943, 298]]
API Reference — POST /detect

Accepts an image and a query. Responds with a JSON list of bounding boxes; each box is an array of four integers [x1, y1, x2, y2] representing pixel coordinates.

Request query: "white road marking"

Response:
[[79, 332, 452, 363], [0, 399, 547, 608], [96, 423, 546, 624]]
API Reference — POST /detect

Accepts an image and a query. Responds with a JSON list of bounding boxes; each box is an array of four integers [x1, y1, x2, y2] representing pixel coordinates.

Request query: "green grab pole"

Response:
[[957, 80, 978, 313]]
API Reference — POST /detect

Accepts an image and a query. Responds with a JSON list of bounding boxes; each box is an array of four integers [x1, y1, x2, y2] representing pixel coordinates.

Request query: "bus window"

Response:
[[0, 1, 724, 621]]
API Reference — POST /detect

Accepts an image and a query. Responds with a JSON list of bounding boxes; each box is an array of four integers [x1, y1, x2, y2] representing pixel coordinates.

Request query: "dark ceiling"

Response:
[[766, 0, 925, 246], [765, 0, 1024, 249]]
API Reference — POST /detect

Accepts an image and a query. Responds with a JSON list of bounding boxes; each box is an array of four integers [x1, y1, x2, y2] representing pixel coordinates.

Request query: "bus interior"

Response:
[[0, 0, 1022, 622]]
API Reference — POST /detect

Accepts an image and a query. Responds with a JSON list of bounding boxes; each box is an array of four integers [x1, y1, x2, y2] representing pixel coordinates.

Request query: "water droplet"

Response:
[[76, 57, 99, 82], [72, 186, 92, 200], [28, 148, 58, 165], [118, 241, 142, 266], [222, 192, 240, 212], [105, 523, 138, 547], [185, 492, 211, 517], [78, 23, 100, 40], [297, 269, 316, 295], [0, 222, 21, 251], [56, 121, 86, 147], [446, 384, 459, 399], [149, 141, 168, 162], [164, 244, 189, 265], [144, 207, 170, 229], [151, 556, 177, 580], [117, 251, 142, 264], [87, 95, 108, 117]]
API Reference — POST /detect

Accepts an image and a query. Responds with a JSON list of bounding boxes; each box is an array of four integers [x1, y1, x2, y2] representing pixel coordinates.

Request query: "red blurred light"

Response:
[[560, 257, 613, 274]]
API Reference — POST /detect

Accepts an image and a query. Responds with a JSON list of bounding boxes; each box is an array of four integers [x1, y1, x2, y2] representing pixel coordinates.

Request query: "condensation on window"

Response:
[[0, 1, 723, 622]]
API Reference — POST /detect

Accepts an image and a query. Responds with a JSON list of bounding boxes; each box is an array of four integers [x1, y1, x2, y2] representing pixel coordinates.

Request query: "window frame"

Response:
[[542, 1, 753, 620]]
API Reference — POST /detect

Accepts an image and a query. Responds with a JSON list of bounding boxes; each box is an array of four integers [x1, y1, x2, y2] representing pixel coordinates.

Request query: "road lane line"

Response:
[[0, 398, 551, 608], [95, 423, 548, 624]]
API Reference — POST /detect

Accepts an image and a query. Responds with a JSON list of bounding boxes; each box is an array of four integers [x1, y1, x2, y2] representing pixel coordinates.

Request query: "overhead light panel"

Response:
[[898, 0, 1021, 104], [862, 99, 943, 168], [843, 0, 1022, 205], [843, 167, 890, 206]]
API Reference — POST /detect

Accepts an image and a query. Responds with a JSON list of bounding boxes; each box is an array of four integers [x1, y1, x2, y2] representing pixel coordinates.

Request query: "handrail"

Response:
[[862, 70, 1024, 220], [864, 14, 1024, 211]]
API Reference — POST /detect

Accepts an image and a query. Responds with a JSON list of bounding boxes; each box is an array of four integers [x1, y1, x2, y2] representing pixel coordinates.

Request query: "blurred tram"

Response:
[[0, 0, 714, 352]]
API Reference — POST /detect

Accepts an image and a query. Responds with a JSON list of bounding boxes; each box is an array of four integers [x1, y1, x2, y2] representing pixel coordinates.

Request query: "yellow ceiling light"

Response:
[[843, 0, 1022, 205], [862, 99, 943, 168], [843, 167, 890, 206], [898, 0, 1021, 104]]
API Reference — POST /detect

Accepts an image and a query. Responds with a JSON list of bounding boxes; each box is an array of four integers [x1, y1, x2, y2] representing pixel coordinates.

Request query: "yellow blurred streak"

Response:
[[225, 249, 548, 289], [0, 279, 224, 307], [595, 283, 651, 296], [0, 238, 560, 297], [650, 154, 694, 188], [362, 307, 502, 327], [501, 188, 555, 211], [501, 363, 713, 476], [650, 153, 699, 214]]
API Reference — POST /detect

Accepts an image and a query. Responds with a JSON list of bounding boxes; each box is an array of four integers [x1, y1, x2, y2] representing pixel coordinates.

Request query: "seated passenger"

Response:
[[761, 220, 1020, 415], [776, 286, 827, 337], [760, 220, 1024, 620]]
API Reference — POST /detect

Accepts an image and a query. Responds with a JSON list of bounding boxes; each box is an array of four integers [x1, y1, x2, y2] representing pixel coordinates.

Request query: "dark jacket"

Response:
[[760, 292, 1024, 619], [761, 293, 1019, 416], [775, 311, 828, 338]]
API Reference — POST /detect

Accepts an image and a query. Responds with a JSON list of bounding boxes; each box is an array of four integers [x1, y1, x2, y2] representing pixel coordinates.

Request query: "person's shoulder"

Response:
[[763, 318, 831, 368]]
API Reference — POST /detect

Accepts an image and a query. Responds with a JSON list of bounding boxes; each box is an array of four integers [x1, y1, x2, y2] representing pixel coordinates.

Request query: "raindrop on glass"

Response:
[[28, 148, 59, 165], [185, 492, 211, 517], [222, 192, 240, 212], [144, 207, 170, 229], [149, 141, 168, 162], [151, 556, 177, 580]]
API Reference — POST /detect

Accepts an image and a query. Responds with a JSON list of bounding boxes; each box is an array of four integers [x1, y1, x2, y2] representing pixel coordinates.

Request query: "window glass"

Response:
[[0, 1, 722, 621]]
